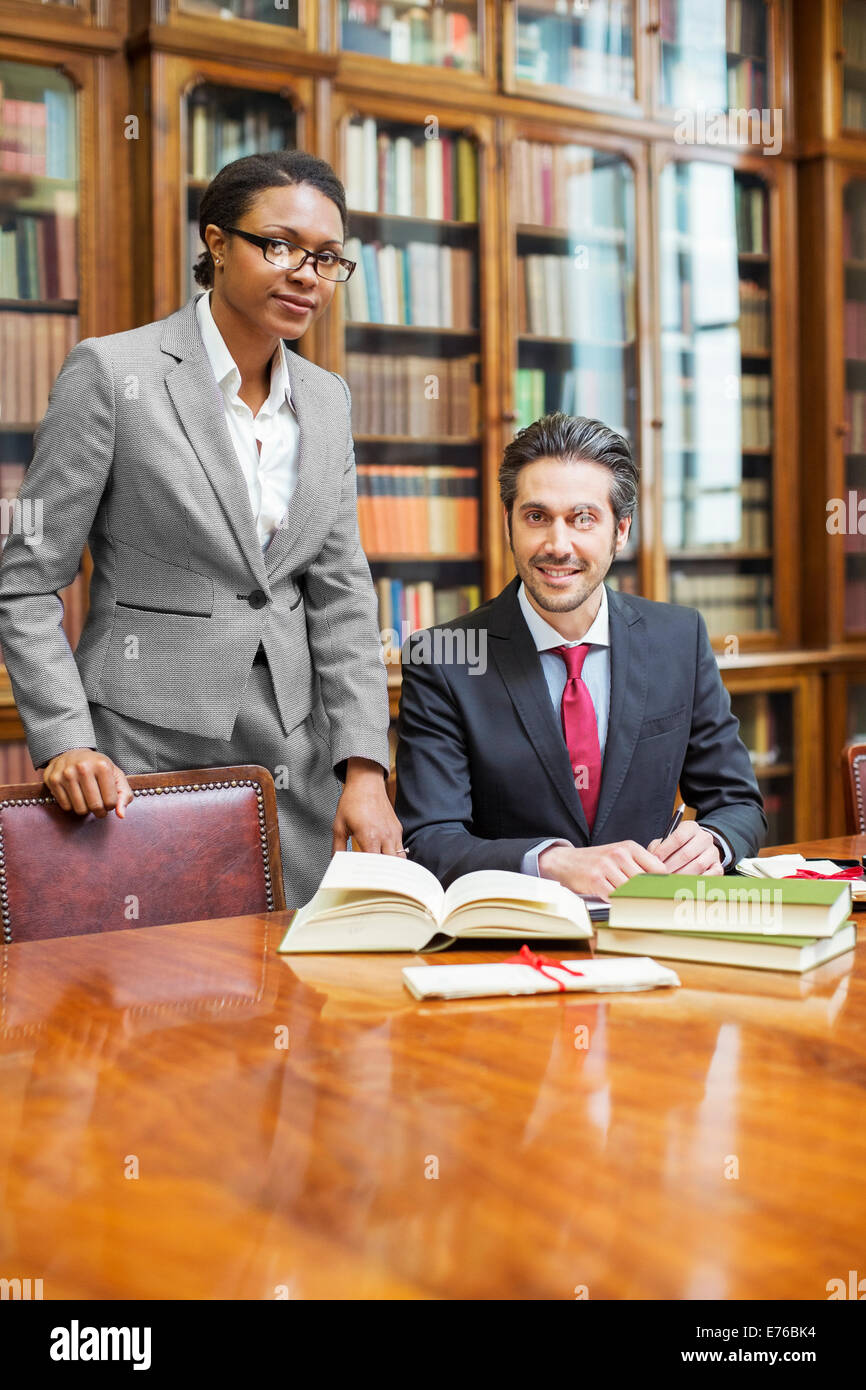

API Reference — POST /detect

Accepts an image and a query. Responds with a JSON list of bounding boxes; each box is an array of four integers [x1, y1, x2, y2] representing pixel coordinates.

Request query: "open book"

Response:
[[277, 852, 594, 954]]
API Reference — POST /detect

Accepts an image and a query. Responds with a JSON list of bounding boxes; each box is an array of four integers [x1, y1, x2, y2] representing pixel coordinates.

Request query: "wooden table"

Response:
[[1, 837, 864, 1300]]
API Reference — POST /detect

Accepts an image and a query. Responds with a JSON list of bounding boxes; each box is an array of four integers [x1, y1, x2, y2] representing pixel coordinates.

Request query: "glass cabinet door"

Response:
[[179, 0, 299, 26], [340, 116, 483, 650], [509, 137, 640, 595], [182, 85, 297, 304], [512, 0, 637, 105], [728, 689, 794, 844], [842, 0, 866, 133], [660, 159, 774, 640], [658, 0, 768, 114], [0, 62, 83, 661], [339, 0, 481, 71], [842, 177, 866, 635]]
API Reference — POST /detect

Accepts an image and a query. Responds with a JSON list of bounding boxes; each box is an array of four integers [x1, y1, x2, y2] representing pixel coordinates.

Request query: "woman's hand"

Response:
[[331, 757, 404, 856], [42, 748, 134, 819]]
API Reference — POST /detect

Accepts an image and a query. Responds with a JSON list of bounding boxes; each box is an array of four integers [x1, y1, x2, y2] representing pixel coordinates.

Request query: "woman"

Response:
[[0, 150, 403, 904]]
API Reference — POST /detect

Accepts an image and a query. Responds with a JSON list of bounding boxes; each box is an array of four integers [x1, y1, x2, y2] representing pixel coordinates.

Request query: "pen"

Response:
[[660, 803, 684, 843]]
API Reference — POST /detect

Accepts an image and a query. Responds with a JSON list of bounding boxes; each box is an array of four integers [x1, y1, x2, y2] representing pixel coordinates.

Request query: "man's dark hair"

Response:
[[193, 150, 348, 289], [499, 413, 639, 530]]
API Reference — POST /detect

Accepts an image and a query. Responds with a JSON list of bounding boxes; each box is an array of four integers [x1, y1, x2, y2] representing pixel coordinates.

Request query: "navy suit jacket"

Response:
[[395, 577, 767, 887]]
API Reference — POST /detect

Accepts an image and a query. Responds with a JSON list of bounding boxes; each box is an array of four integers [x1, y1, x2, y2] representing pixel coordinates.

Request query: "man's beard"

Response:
[[510, 529, 617, 613]]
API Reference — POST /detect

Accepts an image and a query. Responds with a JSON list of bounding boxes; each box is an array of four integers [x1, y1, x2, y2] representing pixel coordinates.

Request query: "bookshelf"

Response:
[[0, 55, 96, 783], [331, 100, 499, 655], [501, 125, 645, 597], [659, 157, 775, 640], [338, 0, 482, 73], [657, 0, 769, 115], [504, 0, 638, 110]]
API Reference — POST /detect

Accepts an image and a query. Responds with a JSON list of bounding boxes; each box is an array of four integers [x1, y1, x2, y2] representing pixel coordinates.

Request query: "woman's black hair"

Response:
[[193, 149, 348, 289]]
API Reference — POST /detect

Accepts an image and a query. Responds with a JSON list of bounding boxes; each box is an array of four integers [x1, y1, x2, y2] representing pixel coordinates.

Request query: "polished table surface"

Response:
[[1, 836, 865, 1300]]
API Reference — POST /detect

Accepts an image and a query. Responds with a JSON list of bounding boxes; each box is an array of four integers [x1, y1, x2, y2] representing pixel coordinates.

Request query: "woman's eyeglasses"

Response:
[[222, 227, 356, 282]]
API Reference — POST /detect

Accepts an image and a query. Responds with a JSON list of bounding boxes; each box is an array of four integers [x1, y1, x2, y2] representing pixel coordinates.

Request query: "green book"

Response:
[[608, 874, 853, 939], [595, 919, 857, 974]]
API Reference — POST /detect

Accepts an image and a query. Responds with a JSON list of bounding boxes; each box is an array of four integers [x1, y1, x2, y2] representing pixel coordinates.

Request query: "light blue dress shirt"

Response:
[[515, 582, 732, 875]]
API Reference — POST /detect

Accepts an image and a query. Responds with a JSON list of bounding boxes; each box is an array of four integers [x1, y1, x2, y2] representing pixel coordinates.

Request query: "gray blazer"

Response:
[[0, 292, 390, 775]]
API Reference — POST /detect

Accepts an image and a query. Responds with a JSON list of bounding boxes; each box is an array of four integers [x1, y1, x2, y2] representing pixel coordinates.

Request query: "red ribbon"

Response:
[[784, 869, 864, 881], [504, 943, 585, 992]]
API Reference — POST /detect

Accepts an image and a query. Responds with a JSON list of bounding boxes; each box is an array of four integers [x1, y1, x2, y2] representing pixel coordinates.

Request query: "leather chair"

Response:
[[842, 742, 866, 835], [0, 765, 285, 944]]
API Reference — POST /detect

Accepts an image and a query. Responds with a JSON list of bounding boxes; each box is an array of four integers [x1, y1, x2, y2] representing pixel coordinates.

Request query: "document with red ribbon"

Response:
[[402, 951, 680, 1000]]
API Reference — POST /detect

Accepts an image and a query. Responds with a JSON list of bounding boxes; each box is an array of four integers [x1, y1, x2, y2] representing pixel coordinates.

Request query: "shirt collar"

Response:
[[517, 579, 610, 653], [195, 289, 293, 413]]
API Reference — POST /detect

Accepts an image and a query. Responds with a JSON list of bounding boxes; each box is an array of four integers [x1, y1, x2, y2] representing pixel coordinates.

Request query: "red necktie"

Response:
[[552, 644, 601, 833]]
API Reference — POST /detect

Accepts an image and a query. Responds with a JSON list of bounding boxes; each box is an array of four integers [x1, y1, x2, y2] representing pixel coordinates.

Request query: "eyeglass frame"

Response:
[[220, 227, 356, 282]]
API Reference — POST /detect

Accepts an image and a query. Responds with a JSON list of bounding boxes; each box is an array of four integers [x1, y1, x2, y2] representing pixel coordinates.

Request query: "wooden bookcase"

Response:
[[2, 0, 865, 841]]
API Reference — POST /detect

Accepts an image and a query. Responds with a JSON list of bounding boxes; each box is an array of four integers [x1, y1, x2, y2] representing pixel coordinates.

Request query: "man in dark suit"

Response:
[[396, 413, 766, 897]]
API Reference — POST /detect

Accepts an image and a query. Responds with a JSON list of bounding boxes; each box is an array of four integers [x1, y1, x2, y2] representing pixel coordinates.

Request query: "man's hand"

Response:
[[331, 756, 404, 856], [647, 821, 723, 876], [538, 840, 670, 900], [42, 748, 133, 819]]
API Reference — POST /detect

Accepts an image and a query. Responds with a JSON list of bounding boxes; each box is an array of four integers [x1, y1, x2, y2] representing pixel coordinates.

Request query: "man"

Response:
[[396, 413, 766, 897]]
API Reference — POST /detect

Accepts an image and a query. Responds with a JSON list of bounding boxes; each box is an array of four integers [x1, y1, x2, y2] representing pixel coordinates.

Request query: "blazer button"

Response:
[[248, 589, 268, 609]]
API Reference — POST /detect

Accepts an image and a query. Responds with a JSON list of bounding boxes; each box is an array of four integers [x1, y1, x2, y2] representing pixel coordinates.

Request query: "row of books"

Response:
[[726, 59, 767, 113], [0, 201, 78, 300], [845, 390, 866, 453], [0, 86, 77, 178], [341, 2, 477, 71], [511, 140, 629, 233], [664, 375, 772, 451], [845, 299, 866, 359], [735, 183, 768, 255], [514, 367, 629, 439], [188, 101, 294, 182], [664, 478, 772, 552], [343, 238, 475, 330], [660, 0, 766, 56], [0, 311, 78, 425], [843, 91, 866, 132], [733, 691, 786, 769], [344, 352, 480, 438], [356, 465, 478, 556], [375, 579, 482, 642], [517, 251, 635, 341], [843, 197, 866, 260], [669, 570, 774, 634], [344, 120, 478, 222], [846, 570, 866, 632], [842, 1, 866, 70], [738, 279, 770, 353], [515, 19, 634, 94]]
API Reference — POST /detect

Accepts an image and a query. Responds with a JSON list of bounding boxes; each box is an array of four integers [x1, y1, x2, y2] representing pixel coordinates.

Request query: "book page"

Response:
[[310, 852, 445, 921], [441, 869, 586, 923]]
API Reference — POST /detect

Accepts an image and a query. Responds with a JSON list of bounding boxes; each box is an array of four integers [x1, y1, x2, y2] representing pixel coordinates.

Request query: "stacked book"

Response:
[[597, 874, 856, 974], [344, 120, 478, 221], [0, 310, 78, 424], [355, 464, 478, 555]]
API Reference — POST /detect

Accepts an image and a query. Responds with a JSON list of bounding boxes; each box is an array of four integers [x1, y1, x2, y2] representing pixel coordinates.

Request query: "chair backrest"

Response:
[[0, 765, 285, 944], [842, 742, 866, 835]]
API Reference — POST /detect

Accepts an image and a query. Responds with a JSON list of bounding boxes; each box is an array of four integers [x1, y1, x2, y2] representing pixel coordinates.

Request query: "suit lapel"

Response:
[[262, 348, 337, 584], [162, 296, 268, 589], [592, 586, 648, 841], [489, 580, 590, 841]]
